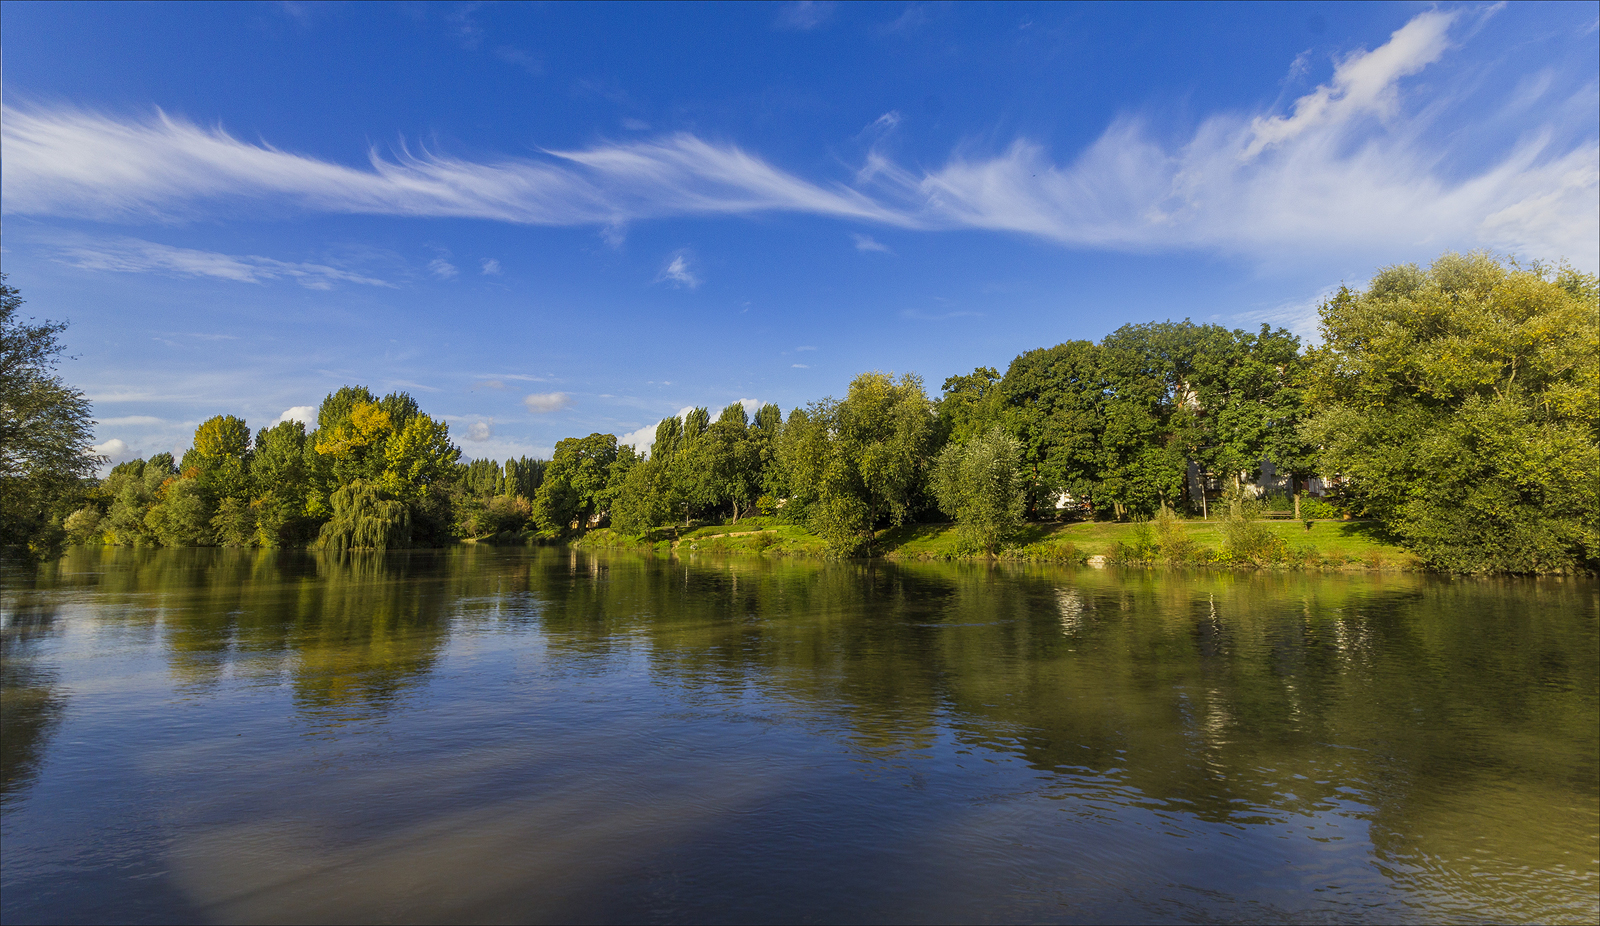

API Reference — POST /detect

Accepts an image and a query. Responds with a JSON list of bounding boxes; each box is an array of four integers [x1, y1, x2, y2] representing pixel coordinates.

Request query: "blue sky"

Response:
[[3, 1, 1596, 467]]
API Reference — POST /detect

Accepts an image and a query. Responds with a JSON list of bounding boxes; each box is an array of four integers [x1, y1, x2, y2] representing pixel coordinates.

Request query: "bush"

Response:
[[1221, 486, 1285, 565], [1153, 506, 1198, 562], [1298, 496, 1340, 520], [1114, 518, 1159, 562]]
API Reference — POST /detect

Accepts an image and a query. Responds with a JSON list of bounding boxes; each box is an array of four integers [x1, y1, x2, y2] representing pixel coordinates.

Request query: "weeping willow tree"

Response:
[[315, 481, 411, 552]]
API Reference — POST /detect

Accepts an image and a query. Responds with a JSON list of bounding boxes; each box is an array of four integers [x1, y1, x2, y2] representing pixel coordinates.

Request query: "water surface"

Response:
[[3, 547, 1596, 924]]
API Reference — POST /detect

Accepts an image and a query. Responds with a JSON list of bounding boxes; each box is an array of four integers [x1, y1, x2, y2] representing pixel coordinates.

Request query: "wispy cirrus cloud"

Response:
[[1, 107, 901, 227], [44, 236, 395, 289], [774, 1, 834, 31], [4, 9, 1594, 267], [656, 252, 700, 289]]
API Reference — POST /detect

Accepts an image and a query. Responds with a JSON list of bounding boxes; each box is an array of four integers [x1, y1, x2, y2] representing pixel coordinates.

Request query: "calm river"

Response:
[[2, 547, 1596, 924]]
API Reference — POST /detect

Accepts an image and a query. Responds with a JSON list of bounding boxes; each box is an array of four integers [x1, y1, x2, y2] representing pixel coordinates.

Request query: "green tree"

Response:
[[145, 475, 213, 546], [938, 366, 1004, 446], [0, 276, 98, 558], [789, 372, 935, 554], [182, 414, 254, 541], [101, 455, 174, 546], [1304, 252, 1600, 573], [532, 433, 619, 533], [610, 453, 674, 535], [931, 427, 1027, 554], [706, 402, 763, 523], [315, 481, 410, 551], [252, 420, 311, 547], [1000, 341, 1106, 515], [750, 402, 786, 505]]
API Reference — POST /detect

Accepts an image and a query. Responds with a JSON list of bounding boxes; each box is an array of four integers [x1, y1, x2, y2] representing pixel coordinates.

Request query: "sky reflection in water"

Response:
[[2, 547, 1596, 924]]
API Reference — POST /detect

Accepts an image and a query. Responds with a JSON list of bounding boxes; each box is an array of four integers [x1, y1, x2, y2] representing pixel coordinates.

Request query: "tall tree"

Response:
[[1000, 341, 1106, 515], [252, 420, 310, 547], [0, 275, 98, 558], [1304, 252, 1599, 573], [533, 433, 619, 533], [938, 366, 1004, 446], [789, 372, 935, 554]]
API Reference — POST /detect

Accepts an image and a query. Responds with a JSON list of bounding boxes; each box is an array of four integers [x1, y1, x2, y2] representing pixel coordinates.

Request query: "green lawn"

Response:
[[574, 515, 1418, 569]]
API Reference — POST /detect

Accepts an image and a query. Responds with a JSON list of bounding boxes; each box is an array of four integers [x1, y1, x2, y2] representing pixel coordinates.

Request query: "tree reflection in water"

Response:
[[3, 546, 1594, 924]]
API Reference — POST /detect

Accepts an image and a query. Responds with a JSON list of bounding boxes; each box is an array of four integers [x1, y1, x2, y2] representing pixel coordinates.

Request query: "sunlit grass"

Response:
[[575, 515, 1416, 569]]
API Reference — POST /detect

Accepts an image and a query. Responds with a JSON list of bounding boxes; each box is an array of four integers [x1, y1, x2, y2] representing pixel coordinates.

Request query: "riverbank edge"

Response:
[[560, 518, 1429, 572]]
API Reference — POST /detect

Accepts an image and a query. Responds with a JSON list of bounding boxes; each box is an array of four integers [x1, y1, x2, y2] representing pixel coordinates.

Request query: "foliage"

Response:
[[787, 372, 935, 555], [1218, 485, 1285, 566], [1304, 252, 1599, 573], [146, 476, 214, 547], [315, 481, 411, 552], [938, 366, 1005, 446], [26, 248, 1592, 576], [931, 427, 1026, 554], [533, 433, 619, 534], [0, 275, 98, 559], [251, 421, 312, 547], [1152, 505, 1197, 561]]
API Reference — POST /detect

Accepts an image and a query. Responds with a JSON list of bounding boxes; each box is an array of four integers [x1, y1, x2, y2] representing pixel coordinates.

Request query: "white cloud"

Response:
[[466, 420, 493, 441], [795, 345, 816, 351], [523, 392, 572, 413], [617, 423, 657, 452], [792, 363, 810, 369], [852, 233, 891, 253], [657, 253, 700, 288], [738, 398, 762, 417], [91, 438, 135, 463], [4, 10, 1592, 269], [862, 12, 1597, 267], [428, 257, 458, 279], [480, 257, 501, 275], [97, 415, 164, 426], [1, 108, 901, 227], [47, 236, 393, 288], [276, 406, 316, 425], [775, 1, 833, 31], [1243, 11, 1457, 159]]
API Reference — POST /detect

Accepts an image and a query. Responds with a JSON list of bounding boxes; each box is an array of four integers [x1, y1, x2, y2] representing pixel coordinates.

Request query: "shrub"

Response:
[[1153, 506, 1197, 562], [1115, 518, 1159, 562], [1221, 485, 1285, 565], [1299, 496, 1340, 520]]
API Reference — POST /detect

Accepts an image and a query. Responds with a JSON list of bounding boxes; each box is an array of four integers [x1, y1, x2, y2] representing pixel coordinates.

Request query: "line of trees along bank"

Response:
[[4, 252, 1595, 573]]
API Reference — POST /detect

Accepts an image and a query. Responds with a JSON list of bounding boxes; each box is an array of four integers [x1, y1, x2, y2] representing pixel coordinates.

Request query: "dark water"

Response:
[[2, 547, 1596, 925]]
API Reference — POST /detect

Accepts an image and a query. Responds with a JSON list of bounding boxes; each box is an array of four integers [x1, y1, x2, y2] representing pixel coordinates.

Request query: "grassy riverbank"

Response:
[[571, 516, 1419, 570]]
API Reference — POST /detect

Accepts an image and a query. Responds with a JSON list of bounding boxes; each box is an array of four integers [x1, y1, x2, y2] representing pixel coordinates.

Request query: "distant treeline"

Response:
[[8, 252, 1596, 574]]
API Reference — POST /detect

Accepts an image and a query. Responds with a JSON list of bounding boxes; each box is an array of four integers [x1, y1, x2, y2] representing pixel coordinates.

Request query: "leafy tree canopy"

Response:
[[1304, 252, 1599, 573]]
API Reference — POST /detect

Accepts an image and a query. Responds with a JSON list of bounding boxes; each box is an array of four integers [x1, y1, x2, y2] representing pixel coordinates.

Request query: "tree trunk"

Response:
[[1293, 483, 1301, 521], [1201, 487, 1208, 520]]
